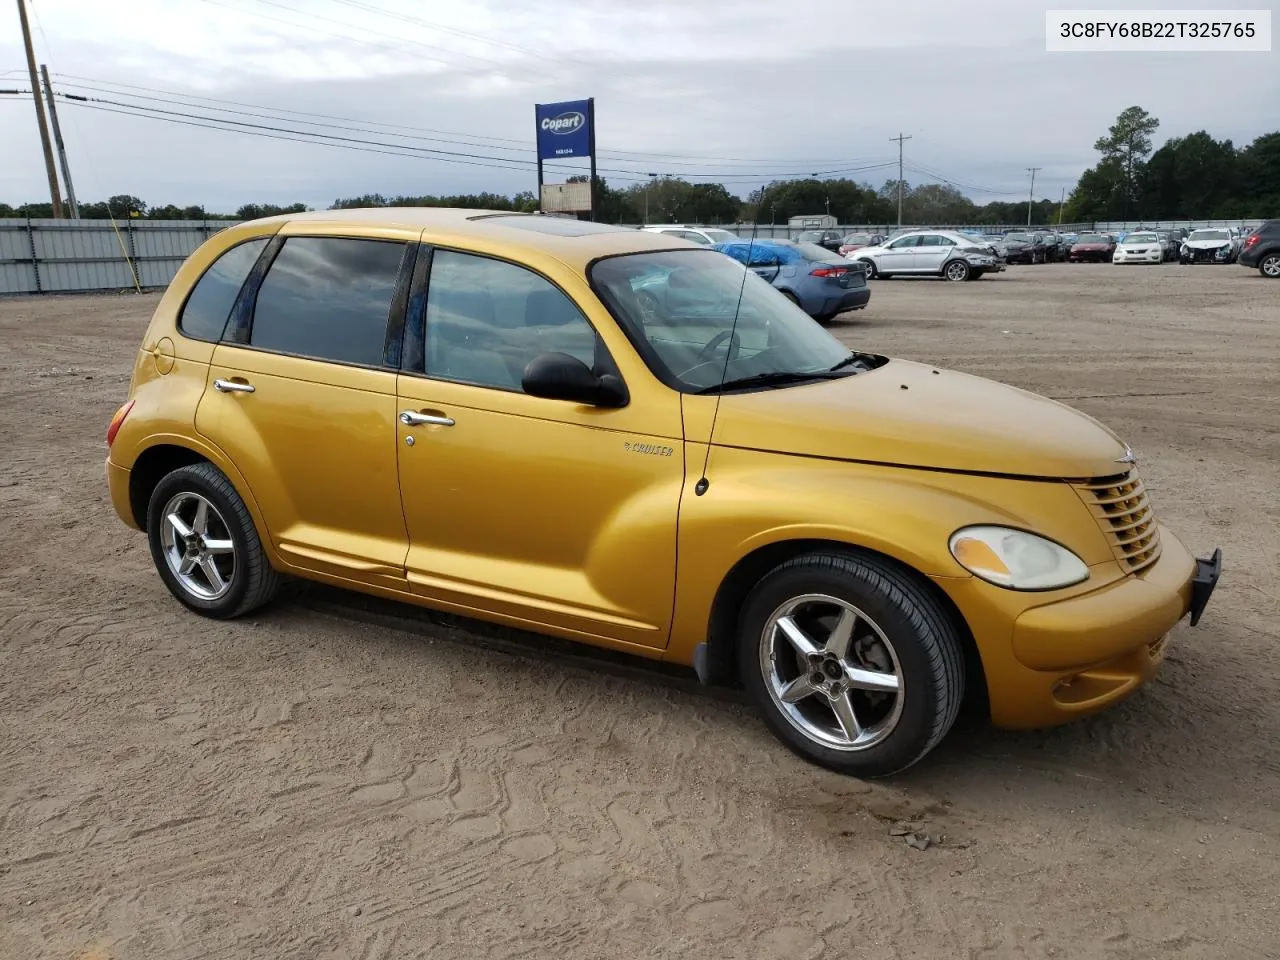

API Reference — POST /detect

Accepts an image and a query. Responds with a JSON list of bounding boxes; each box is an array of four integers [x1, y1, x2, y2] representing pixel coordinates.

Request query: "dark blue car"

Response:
[[711, 239, 870, 323]]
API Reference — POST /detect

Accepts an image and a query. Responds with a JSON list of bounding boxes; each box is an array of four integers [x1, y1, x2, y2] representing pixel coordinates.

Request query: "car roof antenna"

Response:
[[694, 184, 771, 497]]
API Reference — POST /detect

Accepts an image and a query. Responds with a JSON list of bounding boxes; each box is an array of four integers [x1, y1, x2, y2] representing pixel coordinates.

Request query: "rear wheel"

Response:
[[738, 551, 965, 778], [943, 259, 971, 282], [147, 462, 280, 618], [1260, 253, 1280, 278]]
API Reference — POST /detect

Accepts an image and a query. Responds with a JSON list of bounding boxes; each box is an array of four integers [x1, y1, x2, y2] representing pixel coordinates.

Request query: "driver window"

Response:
[[424, 249, 603, 392], [888, 236, 920, 249]]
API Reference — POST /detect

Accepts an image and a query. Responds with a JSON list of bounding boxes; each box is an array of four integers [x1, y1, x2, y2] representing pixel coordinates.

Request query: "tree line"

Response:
[[2, 108, 1276, 225]]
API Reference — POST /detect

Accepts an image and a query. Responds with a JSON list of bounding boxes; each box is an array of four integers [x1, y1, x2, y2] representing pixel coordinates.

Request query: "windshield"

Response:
[[589, 249, 853, 392], [1077, 234, 1109, 243], [1125, 233, 1159, 243], [1189, 230, 1228, 241], [701, 229, 739, 243], [841, 234, 872, 244], [796, 231, 823, 241]]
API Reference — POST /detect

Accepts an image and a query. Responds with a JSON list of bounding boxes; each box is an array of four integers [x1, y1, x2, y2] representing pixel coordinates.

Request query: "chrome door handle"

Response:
[[400, 410, 455, 427], [214, 378, 255, 394]]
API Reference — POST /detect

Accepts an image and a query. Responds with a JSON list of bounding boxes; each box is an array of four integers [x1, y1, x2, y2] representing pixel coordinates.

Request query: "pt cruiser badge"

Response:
[[624, 441, 674, 457]]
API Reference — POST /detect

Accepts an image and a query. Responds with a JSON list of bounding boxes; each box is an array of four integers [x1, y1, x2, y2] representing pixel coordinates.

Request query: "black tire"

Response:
[[942, 259, 970, 282], [1259, 253, 1280, 279], [146, 462, 280, 618], [856, 258, 877, 280], [737, 550, 965, 778]]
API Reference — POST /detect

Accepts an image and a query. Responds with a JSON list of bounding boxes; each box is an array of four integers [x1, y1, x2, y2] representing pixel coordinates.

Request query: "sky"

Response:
[[1, 0, 1277, 212]]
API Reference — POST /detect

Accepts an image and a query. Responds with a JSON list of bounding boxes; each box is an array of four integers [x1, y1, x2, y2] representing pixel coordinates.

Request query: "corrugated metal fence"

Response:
[[0, 219, 240, 296], [2, 216, 1266, 296]]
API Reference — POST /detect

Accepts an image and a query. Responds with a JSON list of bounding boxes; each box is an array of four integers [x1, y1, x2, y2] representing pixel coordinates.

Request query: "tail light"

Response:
[[1243, 234, 1260, 249], [810, 266, 848, 277], [106, 400, 135, 447]]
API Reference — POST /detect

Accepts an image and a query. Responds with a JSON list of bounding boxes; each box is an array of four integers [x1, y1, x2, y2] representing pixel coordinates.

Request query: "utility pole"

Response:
[[40, 65, 78, 218], [645, 172, 656, 224], [890, 133, 912, 227], [17, 0, 63, 218], [1026, 167, 1041, 226], [1057, 187, 1065, 225]]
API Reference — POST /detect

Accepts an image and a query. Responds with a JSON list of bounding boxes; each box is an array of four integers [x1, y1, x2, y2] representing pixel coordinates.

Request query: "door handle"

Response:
[[214, 378, 255, 394], [400, 410, 455, 427]]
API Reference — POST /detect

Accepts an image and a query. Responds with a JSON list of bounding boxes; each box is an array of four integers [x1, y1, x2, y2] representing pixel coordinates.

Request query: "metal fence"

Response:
[[0, 218, 237, 296], [1, 215, 1267, 297]]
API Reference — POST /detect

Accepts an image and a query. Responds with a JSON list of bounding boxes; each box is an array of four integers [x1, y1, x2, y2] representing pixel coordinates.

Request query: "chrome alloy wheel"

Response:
[[1262, 254, 1280, 278], [158, 491, 236, 601], [759, 594, 904, 751], [945, 260, 969, 281]]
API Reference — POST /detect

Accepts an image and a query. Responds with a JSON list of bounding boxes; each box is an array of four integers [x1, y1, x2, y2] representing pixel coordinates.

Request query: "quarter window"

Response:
[[424, 249, 602, 391], [249, 237, 405, 366], [178, 238, 268, 342]]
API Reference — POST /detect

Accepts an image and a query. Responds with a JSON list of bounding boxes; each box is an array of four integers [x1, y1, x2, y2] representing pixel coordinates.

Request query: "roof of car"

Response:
[[246, 207, 697, 268]]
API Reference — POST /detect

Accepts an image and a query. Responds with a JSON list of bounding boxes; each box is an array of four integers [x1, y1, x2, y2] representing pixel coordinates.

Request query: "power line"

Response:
[[51, 72, 897, 171], [901, 160, 1025, 197]]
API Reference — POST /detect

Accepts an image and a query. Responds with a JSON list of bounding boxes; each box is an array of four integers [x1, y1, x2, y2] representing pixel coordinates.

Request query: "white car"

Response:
[[846, 229, 1001, 281], [1179, 228, 1240, 264], [640, 225, 740, 245], [1112, 232, 1164, 264]]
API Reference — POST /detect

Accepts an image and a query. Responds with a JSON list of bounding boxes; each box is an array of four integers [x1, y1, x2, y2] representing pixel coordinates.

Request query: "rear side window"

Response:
[[178, 238, 268, 342], [249, 237, 405, 366]]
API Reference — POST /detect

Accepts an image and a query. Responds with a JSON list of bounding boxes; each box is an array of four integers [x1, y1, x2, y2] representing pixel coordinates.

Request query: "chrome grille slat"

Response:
[[1070, 467, 1162, 575]]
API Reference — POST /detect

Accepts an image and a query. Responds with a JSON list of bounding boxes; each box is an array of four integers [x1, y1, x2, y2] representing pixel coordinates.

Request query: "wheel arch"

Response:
[[125, 438, 273, 558], [698, 537, 987, 710]]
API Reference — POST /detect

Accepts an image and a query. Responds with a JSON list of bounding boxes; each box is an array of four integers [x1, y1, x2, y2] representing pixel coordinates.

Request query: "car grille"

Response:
[[1070, 469, 1162, 574]]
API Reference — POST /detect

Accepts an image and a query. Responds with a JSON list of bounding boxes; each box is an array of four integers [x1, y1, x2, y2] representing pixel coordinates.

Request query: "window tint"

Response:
[[249, 237, 404, 366], [425, 250, 601, 391], [888, 235, 920, 249], [178, 238, 268, 342], [918, 235, 951, 247]]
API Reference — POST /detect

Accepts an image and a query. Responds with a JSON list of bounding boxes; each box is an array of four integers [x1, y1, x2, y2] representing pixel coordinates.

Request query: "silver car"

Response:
[[846, 230, 1000, 281]]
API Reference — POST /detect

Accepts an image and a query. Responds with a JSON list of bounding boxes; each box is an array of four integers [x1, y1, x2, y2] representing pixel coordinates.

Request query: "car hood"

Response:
[[1072, 242, 1111, 249], [711, 359, 1127, 478], [1185, 239, 1231, 249]]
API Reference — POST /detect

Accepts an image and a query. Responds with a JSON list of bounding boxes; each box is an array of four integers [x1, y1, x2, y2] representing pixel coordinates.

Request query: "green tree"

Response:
[[235, 202, 309, 219], [1092, 106, 1159, 218]]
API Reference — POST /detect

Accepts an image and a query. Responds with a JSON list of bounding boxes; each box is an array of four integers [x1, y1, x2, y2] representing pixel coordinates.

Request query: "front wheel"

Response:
[[856, 258, 877, 280], [943, 259, 971, 282], [147, 462, 281, 618], [738, 551, 965, 778]]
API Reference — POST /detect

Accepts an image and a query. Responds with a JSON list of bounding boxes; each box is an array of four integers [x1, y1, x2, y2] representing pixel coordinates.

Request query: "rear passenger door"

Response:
[[196, 224, 418, 588], [914, 234, 954, 273]]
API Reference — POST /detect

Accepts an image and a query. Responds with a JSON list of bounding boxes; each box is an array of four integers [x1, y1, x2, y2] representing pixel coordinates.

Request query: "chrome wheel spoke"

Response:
[[823, 608, 857, 660], [843, 664, 900, 693], [776, 616, 820, 658], [830, 692, 863, 742], [203, 538, 234, 556], [199, 556, 227, 593], [178, 555, 199, 576], [778, 675, 819, 704], [192, 499, 209, 536], [167, 512, 193, 540]]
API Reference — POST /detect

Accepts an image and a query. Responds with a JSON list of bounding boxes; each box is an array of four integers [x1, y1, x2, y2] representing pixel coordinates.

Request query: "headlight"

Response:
[[948, 526, 1089, 590]]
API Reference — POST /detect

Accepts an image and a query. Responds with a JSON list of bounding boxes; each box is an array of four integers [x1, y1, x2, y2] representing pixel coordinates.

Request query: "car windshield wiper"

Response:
[[693, 370, 839, 395], [828, 352, 872, 372]]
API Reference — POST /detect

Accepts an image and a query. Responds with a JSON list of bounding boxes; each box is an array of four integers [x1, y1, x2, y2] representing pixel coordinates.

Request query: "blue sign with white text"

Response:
[[535, 100, 592, 160]]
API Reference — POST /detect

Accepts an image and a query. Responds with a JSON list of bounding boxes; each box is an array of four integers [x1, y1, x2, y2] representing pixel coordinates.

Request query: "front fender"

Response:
[[664, 446, 1114, 667]]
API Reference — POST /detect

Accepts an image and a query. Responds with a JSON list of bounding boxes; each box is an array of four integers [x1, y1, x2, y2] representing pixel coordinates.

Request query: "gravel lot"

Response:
[[1, 262, 1277, 959]]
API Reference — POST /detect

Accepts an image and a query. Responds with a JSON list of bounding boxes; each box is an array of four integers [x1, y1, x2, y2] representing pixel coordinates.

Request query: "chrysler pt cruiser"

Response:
[[105, 209, 1221, 777]]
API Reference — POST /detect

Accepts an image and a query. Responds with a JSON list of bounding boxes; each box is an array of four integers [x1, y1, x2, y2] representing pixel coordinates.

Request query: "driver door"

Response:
[[878, 234, 920, 272], [395, 246, 684, 651]]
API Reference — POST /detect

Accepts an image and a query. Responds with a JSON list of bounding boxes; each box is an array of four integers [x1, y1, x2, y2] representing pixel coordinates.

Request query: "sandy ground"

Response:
[[1, 262, 1278, 959]]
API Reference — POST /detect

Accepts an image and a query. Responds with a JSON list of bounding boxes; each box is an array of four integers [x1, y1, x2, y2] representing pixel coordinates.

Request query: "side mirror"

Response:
[[522, 352, 627, 407]]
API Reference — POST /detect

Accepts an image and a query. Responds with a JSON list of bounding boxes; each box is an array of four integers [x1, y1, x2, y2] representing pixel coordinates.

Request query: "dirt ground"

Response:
[[1, 262, 1278, 960]]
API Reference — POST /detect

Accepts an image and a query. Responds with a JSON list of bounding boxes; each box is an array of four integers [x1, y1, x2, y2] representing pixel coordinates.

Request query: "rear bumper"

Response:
[[807, 286, 870, 315], [939, 526, 1221, 729], [106, 457, 141, 530]]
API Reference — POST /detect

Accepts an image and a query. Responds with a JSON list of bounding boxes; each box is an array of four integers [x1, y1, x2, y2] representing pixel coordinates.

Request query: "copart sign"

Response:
[[535, 99, 593, 160]]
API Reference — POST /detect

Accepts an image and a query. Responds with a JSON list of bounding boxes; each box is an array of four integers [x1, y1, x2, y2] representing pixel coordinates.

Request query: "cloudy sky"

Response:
[[2, 0, 1276, 212]]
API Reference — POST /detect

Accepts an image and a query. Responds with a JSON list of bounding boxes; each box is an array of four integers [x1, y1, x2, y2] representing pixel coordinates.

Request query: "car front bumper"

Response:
[[937, 525, 1221, 729], [1113, 251, 1162, 263]]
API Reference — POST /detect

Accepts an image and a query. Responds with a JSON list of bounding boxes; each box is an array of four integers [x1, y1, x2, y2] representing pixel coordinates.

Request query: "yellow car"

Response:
[[104, 209, 1222, 777]]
